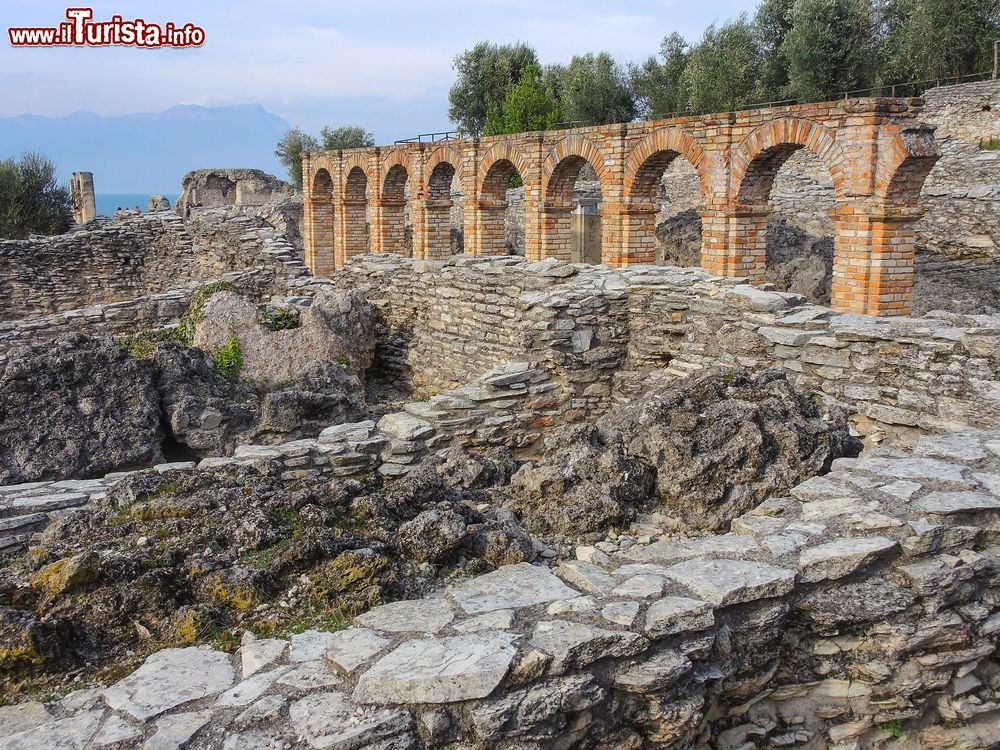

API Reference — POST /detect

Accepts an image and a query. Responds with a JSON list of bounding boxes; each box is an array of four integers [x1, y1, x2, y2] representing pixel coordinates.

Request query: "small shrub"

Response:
[[879, 720, 904, 738], [116, 326, 185, 358], [980, 137, 1000, 151], [260, 308, 300, 331], [212, 336, 243, 383], [176, 281, 233, 344], [336, 355, 350, 367]]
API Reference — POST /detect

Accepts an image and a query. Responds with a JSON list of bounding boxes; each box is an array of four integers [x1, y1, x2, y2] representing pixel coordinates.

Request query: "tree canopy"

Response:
[[275, 128, 319, 189], [448, 41, 540, 136], [320, 126, 375, 151], [0, 152, 72, 239], [447, 0, 999, 130], [275, 125, 374, 189]]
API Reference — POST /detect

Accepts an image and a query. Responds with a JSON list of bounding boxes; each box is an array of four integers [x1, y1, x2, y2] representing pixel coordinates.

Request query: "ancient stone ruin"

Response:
[[0, 83, 999, 750]]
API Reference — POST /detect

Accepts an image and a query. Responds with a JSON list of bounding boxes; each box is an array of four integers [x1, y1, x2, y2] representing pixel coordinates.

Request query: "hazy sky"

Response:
[[2, 1, 758, 142]]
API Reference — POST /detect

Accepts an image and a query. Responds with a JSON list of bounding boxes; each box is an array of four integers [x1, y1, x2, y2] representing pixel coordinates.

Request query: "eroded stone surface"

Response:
[[529, 620, 648, 672], [101, 647, 235, 721], [354, 598, 455, 633], [798, 537, 898, 583], [447, 562, 578, 614], [290, 691, 412, 749], [353, 632, 520, 704], [324, 628, 391, 675], [663, 559, 796, 605], [644, 596, 715, 638], [240, 637, 287, 678]]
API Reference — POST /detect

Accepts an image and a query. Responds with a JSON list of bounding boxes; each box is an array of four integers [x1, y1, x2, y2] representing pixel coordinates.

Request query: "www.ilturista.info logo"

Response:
[[8, 8, 205, 48]]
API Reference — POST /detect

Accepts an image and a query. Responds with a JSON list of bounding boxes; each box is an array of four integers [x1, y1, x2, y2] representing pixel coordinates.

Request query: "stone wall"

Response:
[[9, 428, 998, 749], [0, 206, 308, 324], [0, 270, 331, 364], [176, 169, 293, 212], [330, 256, 999, 448]]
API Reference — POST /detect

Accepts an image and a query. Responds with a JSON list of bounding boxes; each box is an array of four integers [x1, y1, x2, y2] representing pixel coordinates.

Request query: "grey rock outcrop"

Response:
[[508, 367, 855, 534], [0, 334, 163, 484], [194, 290, 377, 385]]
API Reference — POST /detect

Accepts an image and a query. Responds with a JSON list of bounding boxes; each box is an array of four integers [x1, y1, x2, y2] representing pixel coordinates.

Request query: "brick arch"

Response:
[[479, 142, 533, 200], [425, 145, 462, 200], [307, 168, 335, 276], [731, 118, 847, 206], [624, 127, 713, 204], [541, 135, 611, 200], [874, 129, 940, 208], [312, 167, 333, 197], [381, 151, 415, 197], [341, 153, 370, 196]]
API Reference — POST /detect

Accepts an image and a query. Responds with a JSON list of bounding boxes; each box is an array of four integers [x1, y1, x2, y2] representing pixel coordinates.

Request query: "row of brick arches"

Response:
[[303, 98, 940, 316]]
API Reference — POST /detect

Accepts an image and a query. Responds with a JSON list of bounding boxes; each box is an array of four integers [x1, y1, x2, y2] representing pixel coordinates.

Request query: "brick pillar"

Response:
[[375, 198, 407, 255], [414, 198, 452, 259], [522, 196, 542, 261], [599, 201, 627, 266], [461, 192, 478, 256], [307, 197, 336, 276], [343, 197, 368, 262], [539, 203, 574, 261], [831, 204, 918, 316], [699, 205, 770, 282], [475, 199, 508, 256], [614, 200, 656, 267]]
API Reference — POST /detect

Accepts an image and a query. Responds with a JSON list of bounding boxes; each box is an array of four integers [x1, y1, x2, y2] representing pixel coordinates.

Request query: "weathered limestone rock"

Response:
[[614, 650, 693, 692], [289, 691, 412, 749], [470, 674, 605, 740], [239, 637, 287, 677], [353, 632, 520, 704], [529, 620, 648, 673], [290, 630, 341, 662], [91, 714, 142, 747], [0, 702, 52, 734], [797, 536, 898, 582], [101, 647, 235, 721], [447, 563, 578, 614], [916, 491, 1000, 514], [324, 628, 391, 675], [663, 559, 796, 606], [0, 709, 102, 750], [556, 560, 617, 595], [0, 335, 163, 484], [144, 710, 213, 750], [354, 598, 455, 633], [612, 574, 666, 599], [644, 597, 715, 639], [194, 290, 376, 385]]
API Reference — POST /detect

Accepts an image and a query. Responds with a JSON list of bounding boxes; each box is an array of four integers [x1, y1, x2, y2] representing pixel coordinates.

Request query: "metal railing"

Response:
[[394, 131, 460, 144]]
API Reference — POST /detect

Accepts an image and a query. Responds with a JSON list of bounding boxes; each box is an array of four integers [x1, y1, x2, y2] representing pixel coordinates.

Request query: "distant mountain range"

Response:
[[0, 104, 291, 194]]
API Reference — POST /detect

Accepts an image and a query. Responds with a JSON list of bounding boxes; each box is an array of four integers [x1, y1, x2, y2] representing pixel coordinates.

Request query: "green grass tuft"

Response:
[[212, 336, 243, 383]]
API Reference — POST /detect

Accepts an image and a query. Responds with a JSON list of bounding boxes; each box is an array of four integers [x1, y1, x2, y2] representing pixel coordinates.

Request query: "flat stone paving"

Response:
[[2, 429, 999, 749]]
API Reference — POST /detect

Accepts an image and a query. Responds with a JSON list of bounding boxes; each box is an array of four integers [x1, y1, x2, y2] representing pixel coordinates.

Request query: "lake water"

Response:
[[95, 193, 180, 217]]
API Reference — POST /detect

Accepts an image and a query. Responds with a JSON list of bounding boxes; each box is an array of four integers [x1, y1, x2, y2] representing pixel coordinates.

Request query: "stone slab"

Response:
[[447, 563, 578, 614], [663, 559, 795, 606], [102, 647, 235, 722], [353, 632, 519, 704]]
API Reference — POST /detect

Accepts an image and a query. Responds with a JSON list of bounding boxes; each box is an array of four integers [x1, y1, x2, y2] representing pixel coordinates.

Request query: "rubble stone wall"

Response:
[[8, 429, 997, 750], [332, 256, 1000, 447], [0, 207, 308, 324]]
